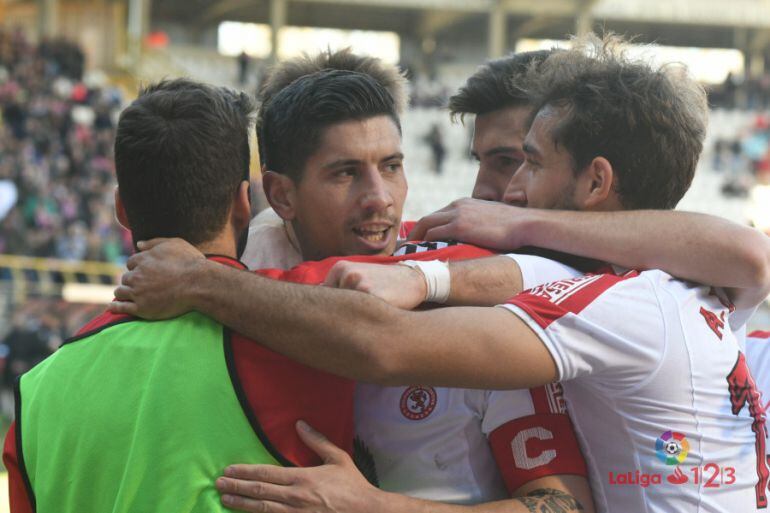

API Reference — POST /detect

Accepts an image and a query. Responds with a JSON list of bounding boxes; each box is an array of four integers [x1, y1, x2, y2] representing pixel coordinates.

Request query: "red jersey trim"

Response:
[[749, 330, 770, 340], [489, 413, 588, 493], [259, 243, 495, 285], [508, 272, 639, 329], [529, 383, 567, 415], [11, 379, 35, 512], [4, 420, 34, 513], [204, 254, 248, 270], [74, 311, 133, 338]]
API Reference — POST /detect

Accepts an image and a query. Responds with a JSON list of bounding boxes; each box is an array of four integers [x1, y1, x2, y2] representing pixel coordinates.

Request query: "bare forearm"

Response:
[[188, 260, 403, 382], [523, 209, 770, 306], [446, 256, 524, 306], [186, 261, 555, 389], [376, 489, 585, 513]]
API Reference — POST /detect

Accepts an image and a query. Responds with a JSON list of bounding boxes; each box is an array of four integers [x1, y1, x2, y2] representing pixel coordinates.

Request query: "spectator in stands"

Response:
[[1, 308, 57, 390], [238, 51, 250, 85], [424, 123, 446, 174]]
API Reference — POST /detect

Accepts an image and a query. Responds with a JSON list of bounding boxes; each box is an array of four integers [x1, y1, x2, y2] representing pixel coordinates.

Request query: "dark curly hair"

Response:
[[448, 49, 558, 123], [518, 33, 708, 209]]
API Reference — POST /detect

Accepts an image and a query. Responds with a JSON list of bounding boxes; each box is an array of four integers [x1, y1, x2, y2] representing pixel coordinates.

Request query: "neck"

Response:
[[195, 230, 237, 259], [283, 220, 302, 256]]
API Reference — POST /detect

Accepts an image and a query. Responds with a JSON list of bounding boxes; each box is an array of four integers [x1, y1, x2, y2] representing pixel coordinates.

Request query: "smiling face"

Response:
[[504, 106, 581, 210], [470, 105, 532, 202], [287, 115, 407, 261]]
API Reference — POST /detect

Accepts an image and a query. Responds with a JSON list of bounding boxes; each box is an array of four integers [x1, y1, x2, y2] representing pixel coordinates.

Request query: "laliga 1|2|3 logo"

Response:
[[608, 431, 737, 488]]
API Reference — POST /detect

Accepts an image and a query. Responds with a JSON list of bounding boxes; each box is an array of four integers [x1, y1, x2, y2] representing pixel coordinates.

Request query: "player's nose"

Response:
[[359, 168, 393, 212], [502, 167, 527, 206]]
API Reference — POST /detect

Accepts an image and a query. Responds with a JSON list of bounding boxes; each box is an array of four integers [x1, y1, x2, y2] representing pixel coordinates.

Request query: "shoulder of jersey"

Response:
[[72, 310, 134, 339]]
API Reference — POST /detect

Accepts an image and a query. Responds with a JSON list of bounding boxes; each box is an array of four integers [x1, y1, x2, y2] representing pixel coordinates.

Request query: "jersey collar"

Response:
[[205, 254, 248, 270]]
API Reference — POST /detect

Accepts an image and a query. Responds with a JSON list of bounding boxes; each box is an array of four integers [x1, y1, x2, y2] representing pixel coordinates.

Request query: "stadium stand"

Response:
[[0, 29, 125, 394], [0, 28, 129, 263]]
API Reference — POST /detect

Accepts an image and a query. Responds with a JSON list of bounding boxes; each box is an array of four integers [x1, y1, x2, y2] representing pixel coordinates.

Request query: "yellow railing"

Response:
[[0, 254, 123, 304]]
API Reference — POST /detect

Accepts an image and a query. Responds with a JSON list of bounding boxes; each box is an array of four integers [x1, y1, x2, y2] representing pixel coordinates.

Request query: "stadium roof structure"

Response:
[[9, 0, 770, 70], [143, 0, 770, 64]]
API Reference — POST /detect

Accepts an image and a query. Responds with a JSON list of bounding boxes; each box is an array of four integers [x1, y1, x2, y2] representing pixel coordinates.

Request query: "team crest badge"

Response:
[[400, 386, 437, 420]]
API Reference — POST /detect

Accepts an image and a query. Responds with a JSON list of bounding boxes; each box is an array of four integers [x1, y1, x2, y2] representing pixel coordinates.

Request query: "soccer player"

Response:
[[2, 80, 356, 513], [221, 57, 597, 510], [112, 35, 770, 512], [450, 49, 556, 202], [242, 48, 412, 270]]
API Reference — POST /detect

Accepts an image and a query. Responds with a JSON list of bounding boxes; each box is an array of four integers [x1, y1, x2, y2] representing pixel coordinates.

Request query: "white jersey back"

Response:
[[502, 269, 768, 513]]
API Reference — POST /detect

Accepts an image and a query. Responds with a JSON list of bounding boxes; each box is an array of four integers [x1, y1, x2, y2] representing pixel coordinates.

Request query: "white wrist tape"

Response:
[[400, 260, 451, 303]]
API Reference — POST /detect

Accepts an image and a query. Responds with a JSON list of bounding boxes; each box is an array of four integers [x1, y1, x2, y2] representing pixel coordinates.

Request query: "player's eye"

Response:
[[524, 157, 540, 169], [334, 167, 357, 178], [384, 161, 403, 173]]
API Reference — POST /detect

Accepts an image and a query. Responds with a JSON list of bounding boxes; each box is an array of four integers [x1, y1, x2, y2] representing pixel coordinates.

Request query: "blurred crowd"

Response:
[[711, 113, 770, 199], [0, 299, 103, 416], [0, 27, 130, 263], [711, 71, 770, 111]]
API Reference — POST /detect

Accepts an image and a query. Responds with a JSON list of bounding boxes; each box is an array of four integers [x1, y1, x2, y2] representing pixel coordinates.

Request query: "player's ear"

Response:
[[114, 187, 131, 230], [263, 170, 297, 221], [232, 180, 251, 232], [580, 156, 620, 210]]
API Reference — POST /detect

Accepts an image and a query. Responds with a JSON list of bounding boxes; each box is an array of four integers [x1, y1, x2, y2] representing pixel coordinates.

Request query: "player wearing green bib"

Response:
[[4, 79, 355, 512]]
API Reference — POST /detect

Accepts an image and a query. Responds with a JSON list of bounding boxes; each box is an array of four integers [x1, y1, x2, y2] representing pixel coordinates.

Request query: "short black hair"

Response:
[[449, 50, 555, 122], [256, 48, 407, 167], [115, 78, 256, 246], [523, 34, 708, 209], [259, 69, 400, 182]]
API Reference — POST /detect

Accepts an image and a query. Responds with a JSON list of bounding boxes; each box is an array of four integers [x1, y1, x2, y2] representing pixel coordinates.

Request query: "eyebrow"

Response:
[[381, 152, 405, 163], [470, 146, 521, 160], [323, 159, 361, 170]]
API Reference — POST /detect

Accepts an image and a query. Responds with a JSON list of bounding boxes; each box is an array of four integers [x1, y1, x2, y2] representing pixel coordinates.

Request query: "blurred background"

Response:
[[2, 0, 770, 507]]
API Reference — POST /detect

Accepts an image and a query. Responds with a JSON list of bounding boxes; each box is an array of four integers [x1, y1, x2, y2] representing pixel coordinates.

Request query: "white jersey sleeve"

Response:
[[479, 384, 587, 494], [480, 254, 588, 492], [503, 253, 584, 290], [241, 208, 303, 270], [500, 271, 665, 386]]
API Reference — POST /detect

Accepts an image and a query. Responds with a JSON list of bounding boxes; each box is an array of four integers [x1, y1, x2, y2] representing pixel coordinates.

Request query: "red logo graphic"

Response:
[[699, 307, 725, 340], [400, 386, 437, 420], [609, 464, 737, 489], [667, 467, 689, 485]]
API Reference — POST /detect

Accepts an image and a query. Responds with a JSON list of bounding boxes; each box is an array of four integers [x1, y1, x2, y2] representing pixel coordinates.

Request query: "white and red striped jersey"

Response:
[[501, 270, 768, 513], [355, 254, 588, 503]]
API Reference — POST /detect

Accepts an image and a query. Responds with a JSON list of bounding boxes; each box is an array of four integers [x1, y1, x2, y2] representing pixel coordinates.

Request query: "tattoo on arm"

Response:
[[518, 488, 585, 513]]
